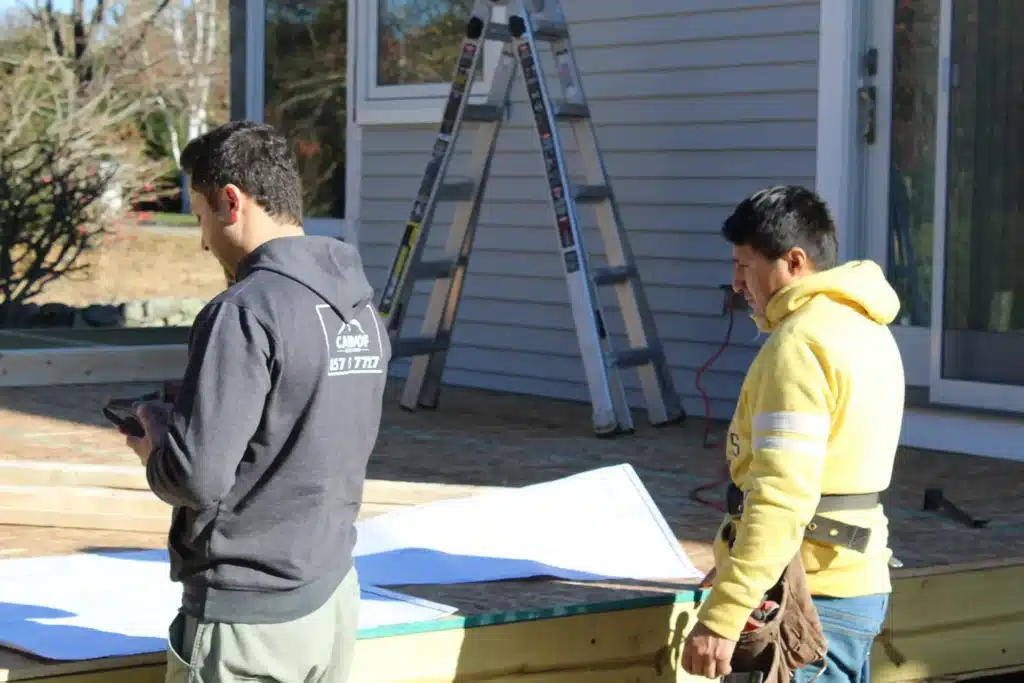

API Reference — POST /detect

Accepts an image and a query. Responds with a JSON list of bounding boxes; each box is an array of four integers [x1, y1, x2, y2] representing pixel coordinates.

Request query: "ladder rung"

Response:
[[573, 184, 611, 203], [413, 259, 456, 281], [486, 24, 511, 41], [533, 20, 569, 41], [554, 102, 590, 120], [614, 347, 661, 369], [593, 266, 636, 286], [394, 334, 451, 358], [463, 104, 503, 122], [437, 180, 476, 202], [490, 19, 567, 42]]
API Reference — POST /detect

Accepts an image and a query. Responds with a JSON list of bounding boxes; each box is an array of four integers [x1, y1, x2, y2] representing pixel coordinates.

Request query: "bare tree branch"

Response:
[[26, 0, 172, 91], [0, 52, 171, 304], [134, 0, 228, 169]]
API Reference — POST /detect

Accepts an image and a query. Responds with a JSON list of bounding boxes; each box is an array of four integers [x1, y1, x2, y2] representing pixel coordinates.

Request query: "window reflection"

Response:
[[887, 0, 940, 327], [377, 0, 477, 87], [265, 0, 348, 220], [939, 0, 1024, 386]]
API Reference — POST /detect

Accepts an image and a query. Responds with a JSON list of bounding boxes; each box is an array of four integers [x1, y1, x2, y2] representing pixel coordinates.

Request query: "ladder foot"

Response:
[[593, 424, 636, 439], [649, 410, 687, 428]]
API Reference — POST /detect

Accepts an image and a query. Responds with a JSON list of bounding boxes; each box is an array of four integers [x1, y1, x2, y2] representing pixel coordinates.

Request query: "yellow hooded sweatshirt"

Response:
[[696, 260, 905, 641]]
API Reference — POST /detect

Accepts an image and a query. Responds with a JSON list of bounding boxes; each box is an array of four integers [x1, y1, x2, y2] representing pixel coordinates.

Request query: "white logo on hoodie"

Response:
[[335, 319, 370, 353], [316, 304, 384, 376]]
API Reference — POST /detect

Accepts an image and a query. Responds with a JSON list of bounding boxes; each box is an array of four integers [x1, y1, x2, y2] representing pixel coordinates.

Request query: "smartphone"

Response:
[[102, 386, 176, 438], [102, 400, 146, 438]]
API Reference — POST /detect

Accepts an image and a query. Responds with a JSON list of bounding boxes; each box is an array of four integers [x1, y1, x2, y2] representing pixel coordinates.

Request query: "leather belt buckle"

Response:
[[805, 515, 872, 553]]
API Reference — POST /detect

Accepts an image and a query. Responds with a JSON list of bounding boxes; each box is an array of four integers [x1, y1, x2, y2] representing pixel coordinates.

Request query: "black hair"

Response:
[[721, 185, 838, 270], [180, 120, 303, 226]]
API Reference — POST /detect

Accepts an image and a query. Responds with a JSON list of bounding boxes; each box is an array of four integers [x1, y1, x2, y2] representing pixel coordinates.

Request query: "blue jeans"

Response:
[[792, 593, 890, 683]]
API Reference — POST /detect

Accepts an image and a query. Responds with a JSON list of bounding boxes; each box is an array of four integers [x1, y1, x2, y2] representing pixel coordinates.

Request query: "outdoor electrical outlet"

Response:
[[719, 285, 747, 315]]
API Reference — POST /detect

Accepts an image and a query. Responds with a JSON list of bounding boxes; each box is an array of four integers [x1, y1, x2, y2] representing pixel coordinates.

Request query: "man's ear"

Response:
[[785, 247, 811, 275], [219, 184, 244, 223]]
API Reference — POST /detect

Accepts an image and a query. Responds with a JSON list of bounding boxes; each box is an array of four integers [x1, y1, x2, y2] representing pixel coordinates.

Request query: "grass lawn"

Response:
[[133, 211, 198, 228], [29, 225, 228, 307]]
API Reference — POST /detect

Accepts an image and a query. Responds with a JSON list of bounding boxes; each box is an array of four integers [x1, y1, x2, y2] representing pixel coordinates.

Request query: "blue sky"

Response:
[[1, 0, 78, 12]]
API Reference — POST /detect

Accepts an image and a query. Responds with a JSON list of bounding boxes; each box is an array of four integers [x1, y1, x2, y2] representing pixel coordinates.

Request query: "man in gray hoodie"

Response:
[[125, 120, 390, 682]]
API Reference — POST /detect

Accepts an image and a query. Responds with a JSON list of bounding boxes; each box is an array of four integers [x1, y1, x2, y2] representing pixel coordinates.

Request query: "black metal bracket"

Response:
[[922, 488, 990, 529], [719, 284, 747, 316]]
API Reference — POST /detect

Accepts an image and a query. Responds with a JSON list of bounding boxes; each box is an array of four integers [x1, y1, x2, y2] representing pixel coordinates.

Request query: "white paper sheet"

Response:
[[0, 551, 457, 661], [0, 464, 698, 662], [353, 463, 702, 586]]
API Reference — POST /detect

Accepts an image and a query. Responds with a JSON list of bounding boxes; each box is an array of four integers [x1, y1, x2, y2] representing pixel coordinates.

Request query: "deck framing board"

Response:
[[2, 558, 1023, 683]]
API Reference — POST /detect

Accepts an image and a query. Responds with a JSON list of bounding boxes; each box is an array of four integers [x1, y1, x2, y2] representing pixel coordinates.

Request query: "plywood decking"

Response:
[[1, 381, 1023, 682], [0, 460, 502, 537]]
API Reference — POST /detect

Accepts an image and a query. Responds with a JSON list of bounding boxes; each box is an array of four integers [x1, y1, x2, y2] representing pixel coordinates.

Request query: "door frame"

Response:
[[816, 0, 930, 388], [245, 0, 362, 247], [815, 0, 866, 269], [926, 0, 1024, 412], [855, 0, 931, 387]]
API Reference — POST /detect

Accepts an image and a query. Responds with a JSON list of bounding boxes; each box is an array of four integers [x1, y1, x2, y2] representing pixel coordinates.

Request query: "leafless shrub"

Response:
[[0, 53, 170, 304]]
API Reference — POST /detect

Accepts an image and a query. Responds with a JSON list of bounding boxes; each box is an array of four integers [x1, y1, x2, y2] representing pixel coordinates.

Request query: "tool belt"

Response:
[[719, 483, 883, 683], [727, 553, 827, 683], [725, 483, 878, 553]]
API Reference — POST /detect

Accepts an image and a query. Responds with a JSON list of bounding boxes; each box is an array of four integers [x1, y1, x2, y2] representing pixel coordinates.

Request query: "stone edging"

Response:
[[0, 297, 210, 330]]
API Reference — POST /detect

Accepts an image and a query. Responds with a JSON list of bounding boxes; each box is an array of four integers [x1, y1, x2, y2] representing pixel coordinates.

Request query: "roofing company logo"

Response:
[[315, 304, 384, 377], [335, 319, 370, 354]]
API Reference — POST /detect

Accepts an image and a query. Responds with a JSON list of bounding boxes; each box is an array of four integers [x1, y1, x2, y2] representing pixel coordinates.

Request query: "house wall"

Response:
[[357, 0, 822, 420]]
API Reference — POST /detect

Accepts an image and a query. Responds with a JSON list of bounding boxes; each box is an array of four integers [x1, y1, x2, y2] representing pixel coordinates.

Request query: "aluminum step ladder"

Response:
[[376, 0, 684, 437]]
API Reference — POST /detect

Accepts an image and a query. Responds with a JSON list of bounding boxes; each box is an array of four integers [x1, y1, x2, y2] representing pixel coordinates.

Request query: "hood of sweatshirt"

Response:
[[235, 235, 374, 322], [755, 259, 901, 332]]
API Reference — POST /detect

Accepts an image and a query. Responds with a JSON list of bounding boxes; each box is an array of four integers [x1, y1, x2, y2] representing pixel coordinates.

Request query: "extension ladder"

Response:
[[376, 0, 684, 437]]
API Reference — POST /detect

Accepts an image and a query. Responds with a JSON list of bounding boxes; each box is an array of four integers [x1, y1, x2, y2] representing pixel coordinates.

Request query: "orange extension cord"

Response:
[[689, 296, 738, 514]]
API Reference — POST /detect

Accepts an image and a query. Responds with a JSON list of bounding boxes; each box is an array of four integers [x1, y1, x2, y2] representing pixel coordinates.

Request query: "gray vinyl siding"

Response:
[[358, 0, 820, 420]]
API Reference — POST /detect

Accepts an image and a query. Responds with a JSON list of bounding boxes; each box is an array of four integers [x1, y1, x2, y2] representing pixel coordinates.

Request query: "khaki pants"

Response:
[[165, 569, 360, 683]]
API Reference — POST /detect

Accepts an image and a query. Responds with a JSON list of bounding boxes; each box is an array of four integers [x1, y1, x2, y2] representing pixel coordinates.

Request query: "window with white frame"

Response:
[[357, 0, 504, 124]]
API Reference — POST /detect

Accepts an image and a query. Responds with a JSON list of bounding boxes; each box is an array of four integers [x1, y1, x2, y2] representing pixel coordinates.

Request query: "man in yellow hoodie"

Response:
[[681, 186, 905, 683]]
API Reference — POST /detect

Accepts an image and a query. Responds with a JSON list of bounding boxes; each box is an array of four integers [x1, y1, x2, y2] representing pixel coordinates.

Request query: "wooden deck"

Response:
[[1, 381, 1023, 682]]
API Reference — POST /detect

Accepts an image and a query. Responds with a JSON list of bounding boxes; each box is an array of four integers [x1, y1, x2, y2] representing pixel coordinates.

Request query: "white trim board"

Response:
[[901, 407, 1024, 463], [0, 345, 188, 387], [814, 0, 863, 263]]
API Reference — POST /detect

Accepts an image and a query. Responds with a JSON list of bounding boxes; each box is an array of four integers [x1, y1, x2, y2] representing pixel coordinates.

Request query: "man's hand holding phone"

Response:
[[103, 385, 177, 464], [123, 401, 172, 465]]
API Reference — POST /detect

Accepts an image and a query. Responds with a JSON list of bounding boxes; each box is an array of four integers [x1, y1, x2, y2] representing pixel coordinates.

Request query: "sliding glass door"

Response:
[[864, 0, 1024, 414], [929, 0, 1024, 412]]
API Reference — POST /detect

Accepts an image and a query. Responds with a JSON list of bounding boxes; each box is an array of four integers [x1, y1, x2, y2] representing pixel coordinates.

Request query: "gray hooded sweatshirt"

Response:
[[146, 235, 390, 624]]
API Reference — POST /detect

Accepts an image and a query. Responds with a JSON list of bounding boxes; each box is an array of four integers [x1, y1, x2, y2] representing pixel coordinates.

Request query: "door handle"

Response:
[[858, 85, 877, 144]]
